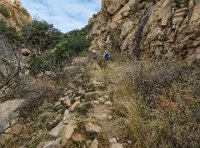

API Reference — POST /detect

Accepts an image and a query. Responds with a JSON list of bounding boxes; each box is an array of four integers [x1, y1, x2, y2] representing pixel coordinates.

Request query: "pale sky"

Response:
[[21, 0, 101, 33]]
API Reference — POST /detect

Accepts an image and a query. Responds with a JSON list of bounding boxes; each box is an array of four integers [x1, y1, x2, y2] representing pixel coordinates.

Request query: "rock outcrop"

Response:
[[0, 0, 32, 31], [89, 0, 200, 65]]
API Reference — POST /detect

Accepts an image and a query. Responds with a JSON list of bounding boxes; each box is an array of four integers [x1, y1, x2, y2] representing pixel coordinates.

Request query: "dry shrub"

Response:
[[99, 59, 200, 148]]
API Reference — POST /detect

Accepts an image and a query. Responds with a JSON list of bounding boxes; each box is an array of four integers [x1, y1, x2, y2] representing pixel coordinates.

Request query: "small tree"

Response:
[[20, 20, 64, 55]]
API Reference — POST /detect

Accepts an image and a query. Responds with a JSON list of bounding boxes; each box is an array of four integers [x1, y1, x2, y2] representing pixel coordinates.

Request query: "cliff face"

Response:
[[89, 0, 200, 65], [0, 0, 32, 31]]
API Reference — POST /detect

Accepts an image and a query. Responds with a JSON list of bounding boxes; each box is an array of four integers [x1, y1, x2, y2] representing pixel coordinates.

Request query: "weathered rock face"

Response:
[[89, 0, 200, 64], [0, 0, 32, 31]]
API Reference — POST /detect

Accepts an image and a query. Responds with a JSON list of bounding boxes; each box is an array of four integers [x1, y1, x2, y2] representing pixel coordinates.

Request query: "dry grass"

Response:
[[88, 58, 200, 148]]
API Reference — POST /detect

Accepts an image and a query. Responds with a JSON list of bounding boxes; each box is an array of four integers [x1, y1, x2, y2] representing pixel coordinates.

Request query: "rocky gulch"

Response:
[[0, 0, 32, 31], [89, 0, 200, 65]]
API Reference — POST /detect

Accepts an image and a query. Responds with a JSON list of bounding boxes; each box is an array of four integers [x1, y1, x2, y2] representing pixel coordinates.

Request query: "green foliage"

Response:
[[21, 20, 64, 52], [29, 29, 91, 73], [37, 101, 56, 126], [0, 20, 18, 42], [0, 5, 10, 18], [21, 7, 29, 16]]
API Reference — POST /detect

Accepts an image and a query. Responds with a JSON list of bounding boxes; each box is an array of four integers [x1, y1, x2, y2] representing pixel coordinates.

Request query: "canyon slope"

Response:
[[89, 0, 200, 65], [0, 0, 32, 31]]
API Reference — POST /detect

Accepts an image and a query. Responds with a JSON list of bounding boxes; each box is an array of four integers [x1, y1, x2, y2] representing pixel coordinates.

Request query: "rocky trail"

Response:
[[33, 58, 131, 148]]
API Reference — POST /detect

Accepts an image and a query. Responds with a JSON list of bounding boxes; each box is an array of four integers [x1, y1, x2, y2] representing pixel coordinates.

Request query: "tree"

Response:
[[20, 20, 64, 55]]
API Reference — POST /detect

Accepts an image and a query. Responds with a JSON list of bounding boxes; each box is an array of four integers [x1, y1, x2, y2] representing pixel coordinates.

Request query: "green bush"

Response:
[[29, 29, 91, 73], [0, 20, 18, 42], [21, 20, 64, 53], [0, 5, 10, 18]]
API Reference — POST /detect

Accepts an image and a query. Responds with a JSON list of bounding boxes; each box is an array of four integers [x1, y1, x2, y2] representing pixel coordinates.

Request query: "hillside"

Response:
[[89, 0, 200, 65], [0, 0, 32, 31]]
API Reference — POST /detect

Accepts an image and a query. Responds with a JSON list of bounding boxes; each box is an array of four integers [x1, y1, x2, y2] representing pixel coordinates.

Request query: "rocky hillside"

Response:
[[89, 0, 200, 65], [0, 0, 32, 31]]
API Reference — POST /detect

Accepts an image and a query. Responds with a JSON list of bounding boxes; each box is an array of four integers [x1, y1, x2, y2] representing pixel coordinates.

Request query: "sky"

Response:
[[21, 0, 101, 33]]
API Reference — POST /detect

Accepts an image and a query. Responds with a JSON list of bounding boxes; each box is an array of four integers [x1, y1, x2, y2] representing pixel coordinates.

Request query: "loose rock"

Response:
[[85, 122, 101, 133], [90, 139, 99, 148], [49, 121, 64, 138], [111, 143, 124, 148], [62, 120, 77, 146], [109, 138, 117, 144], [69, 101, 81, 111], [104, 101, 113, 106], [43, 141, 61, 148]]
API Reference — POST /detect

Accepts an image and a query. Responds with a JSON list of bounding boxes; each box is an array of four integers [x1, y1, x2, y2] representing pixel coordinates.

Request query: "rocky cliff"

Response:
[[89, 0, 200, 65], [0, 0, 32, 31]]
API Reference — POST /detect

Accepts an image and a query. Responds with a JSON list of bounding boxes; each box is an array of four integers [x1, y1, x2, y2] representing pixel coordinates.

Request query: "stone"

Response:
[[0, 99, 25, 133], [59, 96, 71, 107], [85, 122, 101, 133], [69, 101, 81, 111], [85, 91, 103, 99], [54, 101, 61, 108], [108, 115, 113, 120], [62, 120, 77, 146], [43, 141, 61, 148], [74, 96, 81, 101], [49, 121, 64, 138], [90, 139, 99, 148], [63, 110, 71, 123], [72, 134, 84, 142], [109, 138, 117, 144], [45, 71, 56, 77], [78, 87, 86, 95], [104, 101, 113, 106], [64, 99, 72, 107], [24, 70, 30, 75], [111, 143, 124, 148], [98, 97, 105, 103], [127, 140, 133, 144], [21, 48, 31, 57], [92, 100, 100, 105]]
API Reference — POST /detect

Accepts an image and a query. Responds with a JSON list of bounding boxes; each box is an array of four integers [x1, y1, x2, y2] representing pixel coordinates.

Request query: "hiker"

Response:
[[103, 50, 110, 61], [92, 50, 99, 60]]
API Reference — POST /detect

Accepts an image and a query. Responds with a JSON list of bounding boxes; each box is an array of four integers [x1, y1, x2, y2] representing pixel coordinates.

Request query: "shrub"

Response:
[[29, 29, 91, 73], [0, 5, 10, 18], [0, 20, 18, 42], [21, 20, 64, 53]]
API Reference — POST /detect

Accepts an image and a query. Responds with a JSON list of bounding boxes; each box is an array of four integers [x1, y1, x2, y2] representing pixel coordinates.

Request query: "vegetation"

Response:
[[0, 20, 18, 42], [29, 29, 91, 73], [0, 5, 10, 18], [21, 20, 64, 54], [88, 58, 200, 148]]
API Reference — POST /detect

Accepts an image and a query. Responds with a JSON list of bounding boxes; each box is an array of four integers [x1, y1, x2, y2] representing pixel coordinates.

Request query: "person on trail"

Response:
[[103, 50, 110, 61], [92, 50, 99, 60]]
